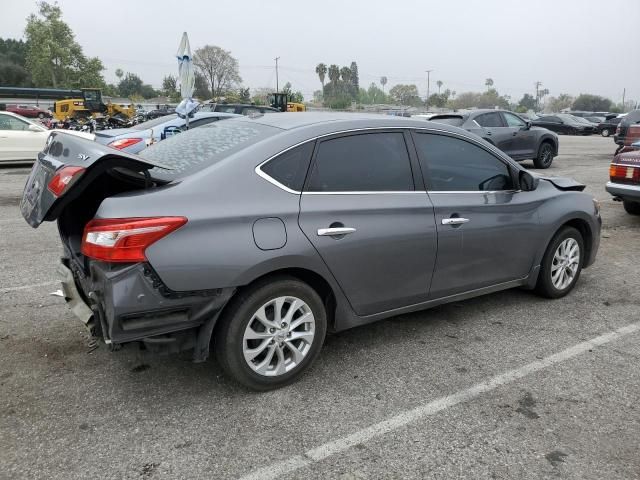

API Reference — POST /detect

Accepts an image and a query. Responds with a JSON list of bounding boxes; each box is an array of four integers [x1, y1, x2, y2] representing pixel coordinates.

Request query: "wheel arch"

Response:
[[539, 134, 558, 155]]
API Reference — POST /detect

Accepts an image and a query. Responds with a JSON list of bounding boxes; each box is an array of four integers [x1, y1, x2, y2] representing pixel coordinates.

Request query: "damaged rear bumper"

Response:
[[58, 258, 234, 360]]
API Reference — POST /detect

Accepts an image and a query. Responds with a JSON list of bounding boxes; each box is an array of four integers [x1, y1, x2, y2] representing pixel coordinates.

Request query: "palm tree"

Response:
[[115, 68, 124, 80], [380, 76, 387, 94], [328, 64, 340, 85], [340, 66, 351, 83], [315, 63, 327, 90], [436, 80, 443, 94], [485, 78, 494, 90]]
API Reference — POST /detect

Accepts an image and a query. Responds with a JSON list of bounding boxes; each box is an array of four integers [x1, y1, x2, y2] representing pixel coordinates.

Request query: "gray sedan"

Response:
[[93, 111, 238, 153], [21, 113, 601, 390], [430, 109, 559, 168]]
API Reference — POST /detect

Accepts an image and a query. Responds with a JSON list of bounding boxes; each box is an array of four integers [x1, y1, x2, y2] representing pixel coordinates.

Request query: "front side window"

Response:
[[413, 133, 514, 192], [475, 112, 503, 128], [305, 132, 414, 192], [503, 112, 525, 128]]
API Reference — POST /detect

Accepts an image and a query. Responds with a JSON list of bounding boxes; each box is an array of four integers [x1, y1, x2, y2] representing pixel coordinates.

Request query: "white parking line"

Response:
[[0, 280, 58, 293], [239, 321, 640, 480]]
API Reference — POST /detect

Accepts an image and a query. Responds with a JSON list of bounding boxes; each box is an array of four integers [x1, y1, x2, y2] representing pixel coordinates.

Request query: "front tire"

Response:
[[214, 276, 327, 390], [533, 142, 554, 169], [601, 128, 610, 137], [623, 200, 640, 215], [535, 226, 584, 299]]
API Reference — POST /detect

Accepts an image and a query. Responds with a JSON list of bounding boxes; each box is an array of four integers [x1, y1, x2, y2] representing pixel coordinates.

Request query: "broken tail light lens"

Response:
[[82, 217, 187, 263], [47, 166, 86, 197], [609, 164, 640, 183], [108, 138, 143, 150]]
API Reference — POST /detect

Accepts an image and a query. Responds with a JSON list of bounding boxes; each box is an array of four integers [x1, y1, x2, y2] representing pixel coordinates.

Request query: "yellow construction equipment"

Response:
[[52, 88, 135, 121], [271, 93, 306, 112]]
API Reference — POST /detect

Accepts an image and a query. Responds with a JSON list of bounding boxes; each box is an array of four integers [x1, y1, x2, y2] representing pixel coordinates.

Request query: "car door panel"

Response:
[[502, 112, 537, 159], [299, 193, 437, 315], [411, 131, 542, 298], [428, 191, 542, 297], [297, 131, 437, 316]]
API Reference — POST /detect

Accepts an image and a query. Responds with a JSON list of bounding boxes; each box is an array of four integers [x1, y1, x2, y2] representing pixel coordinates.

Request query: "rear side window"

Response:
[[261, 142, 314, 191], [140, 120, 279, 181], [475, 112, 504, 128], [306, 132, 414, 192], [503, 112, 525, 127], [413, 133, 514, 192]]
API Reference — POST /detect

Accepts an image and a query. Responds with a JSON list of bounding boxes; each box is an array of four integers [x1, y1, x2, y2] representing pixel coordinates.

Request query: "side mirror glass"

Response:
[[519, 170, 539, 192], [524, 121, 531, 130]]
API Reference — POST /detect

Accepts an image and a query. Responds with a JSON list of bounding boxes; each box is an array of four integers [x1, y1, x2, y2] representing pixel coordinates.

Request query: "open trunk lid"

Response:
[[20, 131, 170, 228]]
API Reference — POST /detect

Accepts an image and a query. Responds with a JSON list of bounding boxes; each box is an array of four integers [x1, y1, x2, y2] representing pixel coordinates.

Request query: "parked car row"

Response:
[[19, 112, 601, 389]]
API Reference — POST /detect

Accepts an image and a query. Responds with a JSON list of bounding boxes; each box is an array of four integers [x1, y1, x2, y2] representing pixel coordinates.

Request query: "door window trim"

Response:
[[255, 126, 521, 194], [408, 129, 521, 194]]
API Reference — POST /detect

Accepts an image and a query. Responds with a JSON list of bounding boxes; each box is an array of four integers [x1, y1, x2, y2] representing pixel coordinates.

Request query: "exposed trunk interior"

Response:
[[57, 168, 154, 270]]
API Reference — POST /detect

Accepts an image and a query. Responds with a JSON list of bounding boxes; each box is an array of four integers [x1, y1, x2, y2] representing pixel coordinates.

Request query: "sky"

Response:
[[1, 0, 638, 104]]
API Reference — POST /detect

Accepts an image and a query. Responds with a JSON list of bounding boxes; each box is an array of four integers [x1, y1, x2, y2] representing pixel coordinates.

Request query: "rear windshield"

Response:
[[139, 120, 279, 181], [133, 114, 178, 130], [429, 115, 465, 126]]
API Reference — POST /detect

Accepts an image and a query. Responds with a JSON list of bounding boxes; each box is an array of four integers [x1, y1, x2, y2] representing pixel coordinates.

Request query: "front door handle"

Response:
[[442, 217, 469, 225], [317, 227, 356, 236]]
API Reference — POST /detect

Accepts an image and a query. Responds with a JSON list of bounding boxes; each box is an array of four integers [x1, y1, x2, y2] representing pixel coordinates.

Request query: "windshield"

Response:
[[133, 114, 179, 130], [429, 115, 465, 126], [139, 120, 280, 181], [557, 114, 579, 123]]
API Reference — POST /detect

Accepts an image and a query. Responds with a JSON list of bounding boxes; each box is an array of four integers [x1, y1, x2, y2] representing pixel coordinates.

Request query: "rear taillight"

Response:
[[610, 164, 640, 183], [108, 138, 143, 150], [81, 217, 187, 263], [47, 166, 86, 197]]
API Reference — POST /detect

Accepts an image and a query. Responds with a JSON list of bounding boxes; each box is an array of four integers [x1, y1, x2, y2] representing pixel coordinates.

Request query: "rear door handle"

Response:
[[442, 218, 469, 225], [317, 227, 356, 236]]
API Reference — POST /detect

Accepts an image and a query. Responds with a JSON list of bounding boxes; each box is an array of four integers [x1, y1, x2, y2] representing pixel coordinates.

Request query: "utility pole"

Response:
[[274, 56, 280, 92], [622, 88, 626, 111], [425, 69, 433, 110], [534, 81, 542, 111]]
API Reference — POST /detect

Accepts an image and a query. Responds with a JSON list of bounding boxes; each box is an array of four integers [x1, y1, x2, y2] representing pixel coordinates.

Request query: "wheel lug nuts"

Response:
[[287, 332, 292, 337], [269, 328, 276, 333], [281, 322, 287, 328]]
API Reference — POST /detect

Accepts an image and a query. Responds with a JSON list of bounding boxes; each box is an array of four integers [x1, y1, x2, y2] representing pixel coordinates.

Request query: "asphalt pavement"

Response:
[[1, 135, 639, 480]]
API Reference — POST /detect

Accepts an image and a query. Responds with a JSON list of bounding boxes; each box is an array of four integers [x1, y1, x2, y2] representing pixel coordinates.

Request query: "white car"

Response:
[[0, 111, 94, 163]]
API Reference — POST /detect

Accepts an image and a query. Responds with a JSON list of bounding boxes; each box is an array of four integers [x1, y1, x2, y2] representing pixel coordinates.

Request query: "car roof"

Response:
[[239, 111, 471, 133]]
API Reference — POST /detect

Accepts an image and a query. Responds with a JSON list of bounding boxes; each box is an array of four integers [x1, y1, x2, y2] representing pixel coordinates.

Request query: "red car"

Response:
[[606, 150, 640, 215], [5, 104, 52, 119]]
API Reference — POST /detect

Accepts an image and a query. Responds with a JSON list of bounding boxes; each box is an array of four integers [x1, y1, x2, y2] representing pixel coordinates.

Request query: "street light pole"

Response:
[[274, 56, 280, 92], [425, 69, 433, 110]]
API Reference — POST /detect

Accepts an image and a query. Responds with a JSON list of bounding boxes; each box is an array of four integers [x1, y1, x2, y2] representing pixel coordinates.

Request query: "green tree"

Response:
[[350, 61, 359, 92], [572, 94, 612, 112], [0, 38, 31, 86], [193, 45, 242, 99], [117, 72, 158, 99], [339, 66, 351, 84], [162, 74, 181, 102], [328, 65, 340, 85], [389, 84, 422, 106], [281, 82, 304, 103], [239, 87, 251, 103], [485, 78, 494, 90], [380, 76, 387, 93], [193, 72, 211, 99], [436, 80, 443, 94], [115, 68, 124, 80], [315, 63, 327, 90], [24, 1, 104, 88], [518, 93, 537, 110], [547, 93, 574, 112]]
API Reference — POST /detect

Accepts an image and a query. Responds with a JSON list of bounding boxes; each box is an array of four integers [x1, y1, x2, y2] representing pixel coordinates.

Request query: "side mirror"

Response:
[[524, 121, 531, 130], [28, 124, 42, 132], [519, 170, 539, 191]]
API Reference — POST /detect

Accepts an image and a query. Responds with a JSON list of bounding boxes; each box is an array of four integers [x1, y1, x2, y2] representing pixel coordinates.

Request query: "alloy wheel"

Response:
[[551, 238, 580, 290], [242, 296, 315, 376]]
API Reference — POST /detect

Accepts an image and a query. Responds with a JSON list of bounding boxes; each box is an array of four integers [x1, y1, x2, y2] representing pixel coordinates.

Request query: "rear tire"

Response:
[[533, 141, 554, 169], [623, 200, 640, 215], [535, 226, 584, 299], [600, 128, 610, 137], [214, 276, 327, 390]]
